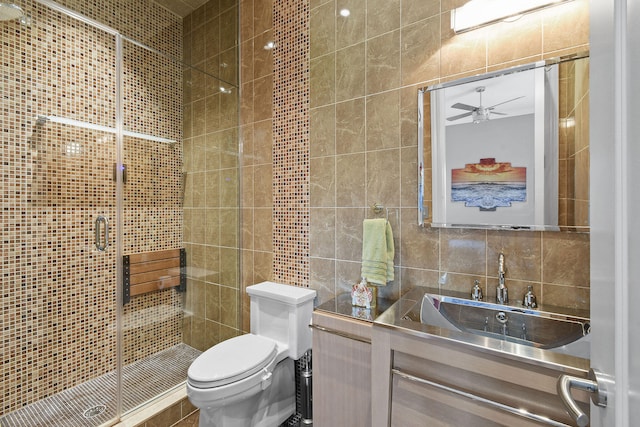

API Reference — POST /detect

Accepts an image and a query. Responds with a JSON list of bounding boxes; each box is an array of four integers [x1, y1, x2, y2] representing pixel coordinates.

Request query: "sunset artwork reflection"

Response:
[[451, 158, 527, 211]]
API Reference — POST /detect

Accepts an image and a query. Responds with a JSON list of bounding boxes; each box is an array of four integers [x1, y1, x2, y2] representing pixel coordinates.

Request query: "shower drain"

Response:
[[83, 405, 106, 419]]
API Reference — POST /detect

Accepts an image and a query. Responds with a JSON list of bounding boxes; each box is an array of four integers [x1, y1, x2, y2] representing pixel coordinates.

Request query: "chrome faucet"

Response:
[[523, 285, 537, 308], [496, 252, 508, 304]]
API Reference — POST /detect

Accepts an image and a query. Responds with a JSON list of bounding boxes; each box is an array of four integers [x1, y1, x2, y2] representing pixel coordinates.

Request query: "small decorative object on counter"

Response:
[[351, 277, 377, 308], [471, 279, 483, 301]]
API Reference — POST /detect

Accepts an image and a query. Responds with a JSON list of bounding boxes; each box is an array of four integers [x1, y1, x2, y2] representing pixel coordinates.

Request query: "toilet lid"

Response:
[[188, 334, 277, 388]]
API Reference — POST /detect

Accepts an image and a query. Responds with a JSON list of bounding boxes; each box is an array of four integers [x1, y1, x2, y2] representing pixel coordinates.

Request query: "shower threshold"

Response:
[[0, 343, 202, 427]]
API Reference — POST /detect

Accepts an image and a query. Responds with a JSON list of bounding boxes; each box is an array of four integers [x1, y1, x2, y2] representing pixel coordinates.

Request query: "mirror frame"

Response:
[[418, 52, 590, 231]]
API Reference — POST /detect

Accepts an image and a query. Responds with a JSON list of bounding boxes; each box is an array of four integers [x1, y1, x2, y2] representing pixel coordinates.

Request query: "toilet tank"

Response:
[[246, 282, 316, 359]]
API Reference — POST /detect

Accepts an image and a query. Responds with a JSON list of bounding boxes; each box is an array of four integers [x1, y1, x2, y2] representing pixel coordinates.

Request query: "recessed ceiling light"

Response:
[[339, 8, 350, 17], [263, 41, 276, 50]]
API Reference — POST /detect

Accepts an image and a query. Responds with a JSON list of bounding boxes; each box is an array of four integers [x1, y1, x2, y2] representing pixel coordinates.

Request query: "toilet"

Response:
[[186, 281, 316, 427]]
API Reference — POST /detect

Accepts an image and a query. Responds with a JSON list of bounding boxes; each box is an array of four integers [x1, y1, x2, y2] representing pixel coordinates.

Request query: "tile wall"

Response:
[[239, 0, 277, 329], [307, 0, 591, 309], [182, 0, 242, 351]]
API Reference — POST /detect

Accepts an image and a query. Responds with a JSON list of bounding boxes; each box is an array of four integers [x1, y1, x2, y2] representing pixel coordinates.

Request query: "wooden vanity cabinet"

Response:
[[311, 310, 372, 427]]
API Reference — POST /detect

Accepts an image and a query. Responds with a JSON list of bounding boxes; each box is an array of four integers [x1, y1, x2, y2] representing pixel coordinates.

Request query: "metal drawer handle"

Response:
[[308, 323, 371, 344], [95, 215, 109, 251], [556, 369, 607, 427]]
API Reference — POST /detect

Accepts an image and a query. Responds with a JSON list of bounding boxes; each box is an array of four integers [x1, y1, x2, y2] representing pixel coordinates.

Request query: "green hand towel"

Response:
[[361, 218, 395, 286]]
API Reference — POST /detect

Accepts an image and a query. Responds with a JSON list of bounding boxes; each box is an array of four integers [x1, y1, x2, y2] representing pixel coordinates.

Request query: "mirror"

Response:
[[418, 53, 589, 231]]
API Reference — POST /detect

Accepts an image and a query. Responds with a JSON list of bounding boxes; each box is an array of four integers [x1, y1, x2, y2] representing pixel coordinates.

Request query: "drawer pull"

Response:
[[392, 368, 572, 427], [309, 323, 371, 344]]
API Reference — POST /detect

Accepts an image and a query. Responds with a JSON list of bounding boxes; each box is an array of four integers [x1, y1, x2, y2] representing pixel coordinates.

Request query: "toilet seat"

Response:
[[187, 334, 278, 389]]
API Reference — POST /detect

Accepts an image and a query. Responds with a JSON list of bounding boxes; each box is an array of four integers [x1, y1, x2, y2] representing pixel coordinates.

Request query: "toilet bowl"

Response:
[[186, 282, 316, 427]]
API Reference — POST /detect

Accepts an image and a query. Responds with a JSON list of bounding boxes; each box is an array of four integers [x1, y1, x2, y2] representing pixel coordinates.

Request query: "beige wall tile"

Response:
[[253, 208, 274, 252], [336, 42, 366, 101], [486, 230, 542, 282], [440, 13, 487, 78], [310, 105, 336, 158], [336, 0, 366, 49], [311, 1, 336, 58], [310, 156, 336, 207], [254, 0, 273, 35], [401, 16, 440, 85], [220, 6, 238, 51], [366, 90, 400, 150], [366, 0, 400, 38], [336, 98, 366, 154], [310, 54, 336, 108], [253, 30, 274, 78], [401, 0, 440, 26], [542, 231, 590, 286], [487, 13, 542, 67], [253, 119, 273, 164], [336, 259, 363, 293], [366, 30, 401, 94], [542, 0, 589, 54], [335, 208, 367, 261], [241, 0, 254, 41], [440, 228, 487, 275], [310, 208, 337, 258], [253, 74, 274, 121], [366, 149, 401, 208], [336, 153, 366, 207], [253, 163, 273, 207], [310, 257, 337, 304], [400, 146, 418, 207], [399, 208, 439, 270], [542, 283, 590, 310], [205, 283, 221, 322]]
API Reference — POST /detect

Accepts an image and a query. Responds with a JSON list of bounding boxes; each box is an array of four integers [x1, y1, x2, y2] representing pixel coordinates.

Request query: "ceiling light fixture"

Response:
[[451, 0, 572, 33], [339, 8, 350, 17]]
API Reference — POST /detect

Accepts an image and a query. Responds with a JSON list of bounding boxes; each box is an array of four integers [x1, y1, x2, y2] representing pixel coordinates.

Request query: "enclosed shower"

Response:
[[1, 0, 240, 425]]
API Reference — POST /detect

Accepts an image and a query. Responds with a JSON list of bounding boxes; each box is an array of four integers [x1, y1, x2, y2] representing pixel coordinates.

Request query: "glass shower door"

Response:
[[0, 2, 120, 425]]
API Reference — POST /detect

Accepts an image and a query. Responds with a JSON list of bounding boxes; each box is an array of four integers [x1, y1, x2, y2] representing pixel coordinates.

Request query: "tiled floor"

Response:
[[0, 344, 201, 427]]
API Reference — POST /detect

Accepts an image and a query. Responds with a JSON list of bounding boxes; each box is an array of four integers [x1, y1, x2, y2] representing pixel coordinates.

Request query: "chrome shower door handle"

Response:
[[557, 369, 607, 427], [95, 215, 109, 251]]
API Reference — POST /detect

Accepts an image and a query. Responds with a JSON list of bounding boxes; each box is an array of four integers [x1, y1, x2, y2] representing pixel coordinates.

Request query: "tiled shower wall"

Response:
[[238, 0, 591, 314], [1, 0, 183, 413], [182, 0, 241, 351]]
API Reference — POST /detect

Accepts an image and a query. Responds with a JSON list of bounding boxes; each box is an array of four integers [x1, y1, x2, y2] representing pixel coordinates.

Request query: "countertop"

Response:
[[315, 292, 396, 322], [314, 286, 590, 372]]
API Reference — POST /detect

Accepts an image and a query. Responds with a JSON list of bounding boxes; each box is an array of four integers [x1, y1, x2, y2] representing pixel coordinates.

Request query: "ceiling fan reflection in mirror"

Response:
[[447, 86, 524, 124]]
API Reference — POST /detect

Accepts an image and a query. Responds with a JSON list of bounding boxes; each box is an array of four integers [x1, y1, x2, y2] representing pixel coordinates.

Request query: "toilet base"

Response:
[[196, 358, 296, 427]]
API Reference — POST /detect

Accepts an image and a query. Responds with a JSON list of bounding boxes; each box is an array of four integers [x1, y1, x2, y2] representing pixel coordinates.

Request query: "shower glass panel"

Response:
[[2, 0, 240, 424], [1, 1, 119, 425], [118, 3, 241, 414]]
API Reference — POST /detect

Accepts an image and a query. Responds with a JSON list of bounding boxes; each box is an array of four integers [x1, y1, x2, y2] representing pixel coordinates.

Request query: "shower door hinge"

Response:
[[178, 248, 187, 292], [113, 163, 127, 183], [122, 254, 131, 305]]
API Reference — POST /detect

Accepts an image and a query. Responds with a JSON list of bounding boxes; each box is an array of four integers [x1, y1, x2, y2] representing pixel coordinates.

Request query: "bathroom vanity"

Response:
[[311, 295, 394, 427], [312, 289, 591, 427]]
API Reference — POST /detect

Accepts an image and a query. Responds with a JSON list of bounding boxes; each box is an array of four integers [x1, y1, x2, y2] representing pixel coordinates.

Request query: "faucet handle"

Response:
[[471, 280, 483, 301], [523, 285, 537, 308]]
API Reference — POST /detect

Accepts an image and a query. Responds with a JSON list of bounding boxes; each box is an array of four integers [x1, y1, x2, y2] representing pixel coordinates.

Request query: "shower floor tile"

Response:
[[1, 343, 202, 427]]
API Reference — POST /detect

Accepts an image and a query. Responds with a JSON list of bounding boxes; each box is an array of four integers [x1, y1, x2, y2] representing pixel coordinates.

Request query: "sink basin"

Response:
[[418, 294, 590, 357]]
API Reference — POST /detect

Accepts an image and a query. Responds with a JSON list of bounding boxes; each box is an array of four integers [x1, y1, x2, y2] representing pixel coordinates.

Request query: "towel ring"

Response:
[[372, 203, 389, 222]]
